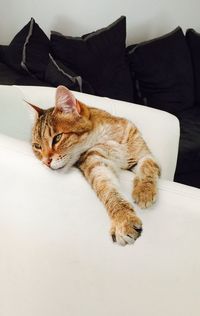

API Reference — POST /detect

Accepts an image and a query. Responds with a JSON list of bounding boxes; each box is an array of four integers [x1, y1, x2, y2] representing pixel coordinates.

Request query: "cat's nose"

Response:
[[42, 157, 52, 167]]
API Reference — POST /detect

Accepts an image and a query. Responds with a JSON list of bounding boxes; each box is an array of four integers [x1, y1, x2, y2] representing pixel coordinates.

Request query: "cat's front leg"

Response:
[[132, 155, 160, 209], [78, 151, 142, 246]]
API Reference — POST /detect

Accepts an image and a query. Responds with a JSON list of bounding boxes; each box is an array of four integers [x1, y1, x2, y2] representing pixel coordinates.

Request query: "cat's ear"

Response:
[[54, 85, 80, 115], [24, 100, 44, 118]]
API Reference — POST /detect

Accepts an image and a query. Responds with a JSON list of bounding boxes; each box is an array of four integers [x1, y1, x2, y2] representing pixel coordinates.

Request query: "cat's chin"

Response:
[[49, 155, 80, 171], [50, 164, 67, 171], [50, 161, 71, 172], [49, 158, 68, 170], [50, 165, 65, 170]]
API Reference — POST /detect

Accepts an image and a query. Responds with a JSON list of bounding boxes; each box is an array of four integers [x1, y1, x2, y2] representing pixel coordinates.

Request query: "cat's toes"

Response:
[[110, 212, 143, 246], [132, 177, 157, 209]]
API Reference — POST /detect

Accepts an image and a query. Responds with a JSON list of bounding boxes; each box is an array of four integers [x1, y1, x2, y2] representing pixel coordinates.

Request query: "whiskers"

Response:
[[50, 151, 81, 171], [50, 154, 68, 170]]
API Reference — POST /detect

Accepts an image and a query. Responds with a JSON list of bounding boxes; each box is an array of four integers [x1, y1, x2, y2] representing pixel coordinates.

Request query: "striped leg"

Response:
[[79, 151, 142, 246]]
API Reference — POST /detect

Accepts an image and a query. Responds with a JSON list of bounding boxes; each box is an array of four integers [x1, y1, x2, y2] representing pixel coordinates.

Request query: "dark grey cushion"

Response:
[[127, 27, 194, 115], [186, 29, 200, 105], [2, 18, 50, 80], [50, 16, 134, 102], [45, 55, 94, 93]]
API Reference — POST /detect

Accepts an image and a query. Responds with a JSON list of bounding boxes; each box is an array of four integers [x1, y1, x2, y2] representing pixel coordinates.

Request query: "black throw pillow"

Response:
[[2, 18, 50, 79], [186, 29, 200, 105], [0, 45, 6, 61], [45, 55, 94, 94], [50, 16, 134, 102], [127, 27, 194, 115]]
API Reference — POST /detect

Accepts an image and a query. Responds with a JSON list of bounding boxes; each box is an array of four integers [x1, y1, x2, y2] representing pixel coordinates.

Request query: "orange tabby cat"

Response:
[[28, 85, 160, 246]]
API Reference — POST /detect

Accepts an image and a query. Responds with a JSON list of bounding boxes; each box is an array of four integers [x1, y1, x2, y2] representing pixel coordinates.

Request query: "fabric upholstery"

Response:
[[127, 27, 194, 115], [186, 28, 200, 105], [50, 16, 134, 102]]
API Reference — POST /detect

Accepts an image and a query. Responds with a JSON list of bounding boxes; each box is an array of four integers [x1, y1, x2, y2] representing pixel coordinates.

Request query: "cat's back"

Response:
[[89, 106, 129, 127]]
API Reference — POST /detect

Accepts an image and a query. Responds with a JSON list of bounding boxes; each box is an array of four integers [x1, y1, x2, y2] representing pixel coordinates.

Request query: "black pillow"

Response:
[[0, 61, 51, 86], [45, 55, 94, 94], [127, 27, 194, 115], [186, 29, 200, 105], [2, 18, 50, 79], [50, 16, 134, 102], [0, 45, 6, 61]]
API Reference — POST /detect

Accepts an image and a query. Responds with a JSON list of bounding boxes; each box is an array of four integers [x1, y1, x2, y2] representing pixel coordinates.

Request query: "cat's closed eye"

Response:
[[52, 133, 63, 146], [33, 143, 41, 150]]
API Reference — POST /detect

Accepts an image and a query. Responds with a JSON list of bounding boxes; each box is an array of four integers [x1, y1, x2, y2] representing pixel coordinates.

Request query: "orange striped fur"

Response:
[[29, 86, 160, 246]]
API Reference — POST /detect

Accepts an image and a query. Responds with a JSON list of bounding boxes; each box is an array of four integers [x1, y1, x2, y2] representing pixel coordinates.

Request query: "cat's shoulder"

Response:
[[89, 106, 111, 117], [89, 106, 135, 128]]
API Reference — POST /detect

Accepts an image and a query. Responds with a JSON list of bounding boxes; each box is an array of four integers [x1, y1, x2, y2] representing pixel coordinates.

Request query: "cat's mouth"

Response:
[[47, 154, 78, 171], [48, 158, 67, 170]]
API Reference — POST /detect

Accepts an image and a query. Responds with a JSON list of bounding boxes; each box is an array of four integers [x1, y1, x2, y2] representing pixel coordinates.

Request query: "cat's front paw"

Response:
[[110, 211, 142, 246], [132, 176, 157, 209]]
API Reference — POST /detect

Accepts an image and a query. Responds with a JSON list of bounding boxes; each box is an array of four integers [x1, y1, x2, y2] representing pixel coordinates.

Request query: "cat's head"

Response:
[[27, 85, 92, 170]]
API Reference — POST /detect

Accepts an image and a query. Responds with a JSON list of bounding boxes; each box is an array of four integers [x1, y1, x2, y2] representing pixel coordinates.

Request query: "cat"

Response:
[[27, 85, 160, 246]]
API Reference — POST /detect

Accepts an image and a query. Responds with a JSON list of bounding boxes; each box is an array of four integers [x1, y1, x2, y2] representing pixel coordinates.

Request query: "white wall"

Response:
[[0, 0, 200, 45]]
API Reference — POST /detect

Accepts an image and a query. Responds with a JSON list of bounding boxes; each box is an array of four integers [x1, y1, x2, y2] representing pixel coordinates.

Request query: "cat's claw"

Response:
[[110, 212, 143, 246]]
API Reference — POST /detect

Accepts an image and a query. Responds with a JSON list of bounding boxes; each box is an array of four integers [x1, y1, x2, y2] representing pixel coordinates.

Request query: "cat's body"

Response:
[[29, 86, 160, 246]]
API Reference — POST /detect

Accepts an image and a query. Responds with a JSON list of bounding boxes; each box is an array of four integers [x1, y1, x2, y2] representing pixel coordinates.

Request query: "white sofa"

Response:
[[0, 85, 200, 316]]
